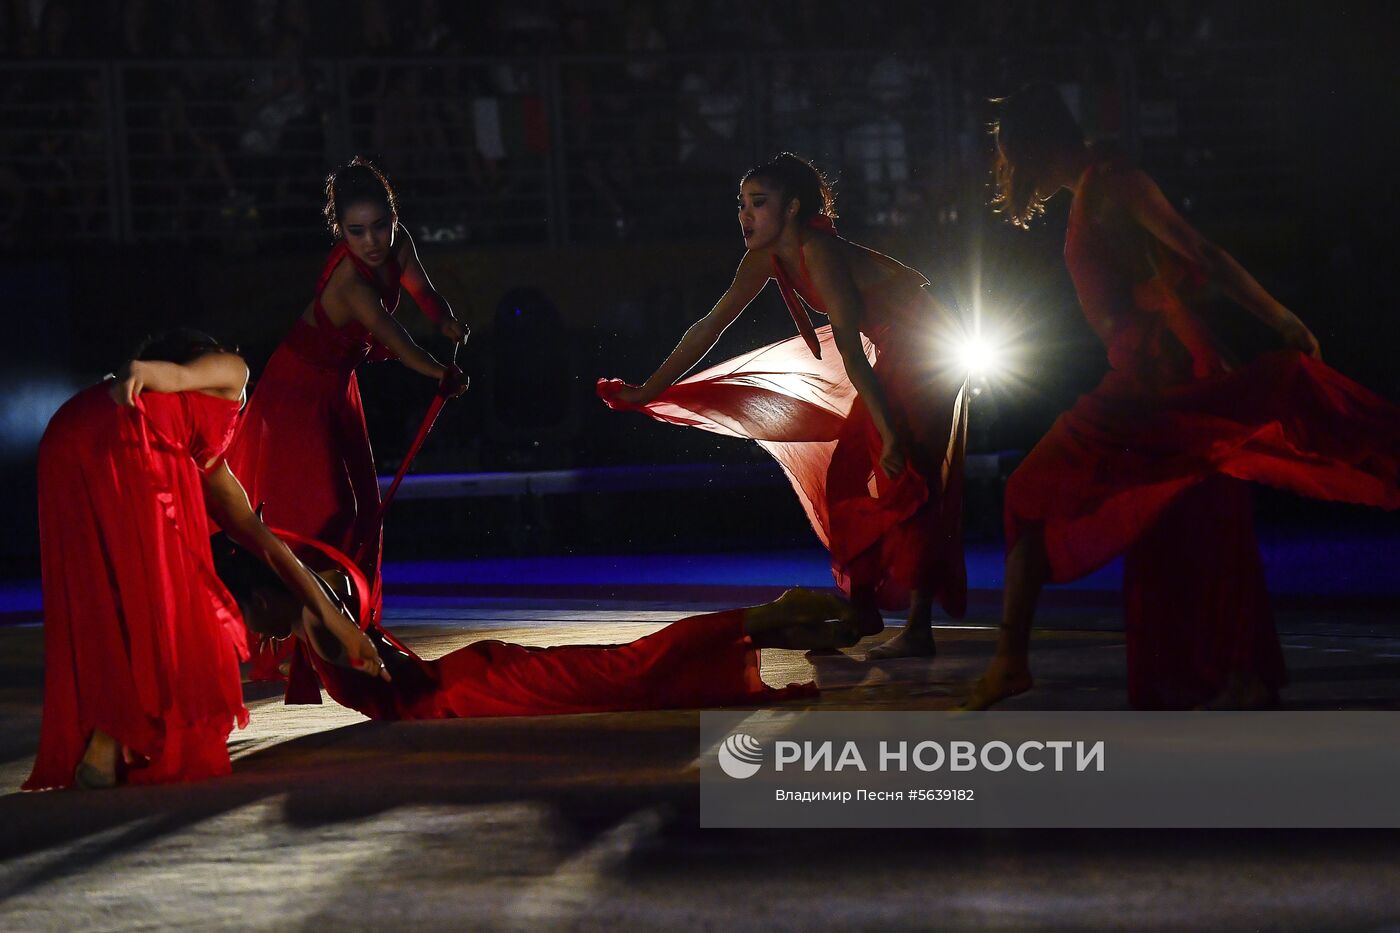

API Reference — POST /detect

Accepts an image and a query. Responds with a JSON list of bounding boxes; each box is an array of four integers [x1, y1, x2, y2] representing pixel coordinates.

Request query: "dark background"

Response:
[[0, 1, 1396, 571]]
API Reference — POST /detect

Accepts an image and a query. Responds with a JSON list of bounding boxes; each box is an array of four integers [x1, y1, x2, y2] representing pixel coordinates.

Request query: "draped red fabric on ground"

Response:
[[25, 386, 249, 790]]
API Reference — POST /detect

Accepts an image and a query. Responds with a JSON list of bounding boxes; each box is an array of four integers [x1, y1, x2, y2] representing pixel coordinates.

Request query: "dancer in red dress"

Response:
[[226, 158, 466, 682], [962, 84, 1400, 710], [226, 157, 467, 616], [599, 153, 968, 659], [25, 331, 386, 791], [219, 544, 854, 720]]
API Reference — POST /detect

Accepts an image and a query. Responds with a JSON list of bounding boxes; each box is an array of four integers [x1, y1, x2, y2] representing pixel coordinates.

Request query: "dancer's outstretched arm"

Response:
[[803, 236, 905, 478], [611, 249, 771, 406], [204, 462, 390, 680], [1110, 169, 1321, 359], [397, 225, 469, 343]]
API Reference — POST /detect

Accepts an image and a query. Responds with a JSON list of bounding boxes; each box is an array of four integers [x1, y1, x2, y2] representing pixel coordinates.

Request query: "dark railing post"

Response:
[[106, 62, 134, 243], [1118, 46, 1141, 162], [544, 56, 568, 248], [745, 52, 764, 165], [335, 59, 353, 155]]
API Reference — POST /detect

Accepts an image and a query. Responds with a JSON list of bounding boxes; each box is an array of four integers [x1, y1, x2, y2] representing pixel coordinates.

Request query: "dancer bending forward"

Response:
[[600, 153, 969, 659], [25, 331, 385, 791]]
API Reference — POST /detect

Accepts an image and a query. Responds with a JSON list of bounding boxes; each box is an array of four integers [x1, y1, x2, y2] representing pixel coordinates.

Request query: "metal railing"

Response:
[[0, 44, 1295, 250]]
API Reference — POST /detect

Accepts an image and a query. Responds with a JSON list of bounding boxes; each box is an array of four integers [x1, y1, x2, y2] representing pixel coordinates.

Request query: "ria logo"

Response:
[[717, 733, 764, 779]]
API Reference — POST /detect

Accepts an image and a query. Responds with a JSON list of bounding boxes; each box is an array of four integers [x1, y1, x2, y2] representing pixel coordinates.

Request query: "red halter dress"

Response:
[[1006, 154, 1400, 707], [600, 217, 969, 614], [25, 385, 248, 789], [226, 242, 401, 681]]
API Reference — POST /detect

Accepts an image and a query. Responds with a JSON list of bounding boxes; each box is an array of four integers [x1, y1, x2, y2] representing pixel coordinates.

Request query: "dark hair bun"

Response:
[[323, 156, 398, 238], [742, 152, 838, 223]]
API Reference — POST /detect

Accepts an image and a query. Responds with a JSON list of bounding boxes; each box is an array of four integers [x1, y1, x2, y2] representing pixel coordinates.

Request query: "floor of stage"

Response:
[[2, 544, 1399, 930]]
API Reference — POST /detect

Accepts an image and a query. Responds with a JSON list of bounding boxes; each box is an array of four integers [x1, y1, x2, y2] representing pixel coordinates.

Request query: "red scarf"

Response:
[[772, 215, 836, 359]]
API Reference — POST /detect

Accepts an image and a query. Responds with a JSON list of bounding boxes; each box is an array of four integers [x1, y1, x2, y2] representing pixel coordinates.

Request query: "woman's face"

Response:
[[340, 201, 396, 267], [737, 178, 793, 252]]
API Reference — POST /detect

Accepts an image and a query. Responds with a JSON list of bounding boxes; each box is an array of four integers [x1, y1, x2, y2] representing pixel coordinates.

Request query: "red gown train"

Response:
[[1005, 154, 1400, 707], [25, 386, 248, 790], [600, 220, 968, 613]]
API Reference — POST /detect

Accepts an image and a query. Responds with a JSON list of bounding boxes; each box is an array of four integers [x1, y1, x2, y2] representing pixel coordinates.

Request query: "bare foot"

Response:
[[75, 729, 119, 789], [746, 589, 855, 634], [955, 657, 1033, 711], [865, 626, 937, 661], [774, 588, 855, 626], [1195, 673, 1275, 710]]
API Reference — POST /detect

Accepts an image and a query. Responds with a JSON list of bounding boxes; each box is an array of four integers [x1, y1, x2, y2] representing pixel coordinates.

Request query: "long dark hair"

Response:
[[742, 152, 838, 224], [323, 155, 398, 239], [132, 328, 229, 365], [991, 83, 1085, 229]]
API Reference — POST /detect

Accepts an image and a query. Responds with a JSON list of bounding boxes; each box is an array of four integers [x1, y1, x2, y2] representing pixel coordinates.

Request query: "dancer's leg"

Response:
[[75, 728, 119, 789], [849, 584, 885, 637], [744, 589, 861, 650], [957, 528, 1047, 709]]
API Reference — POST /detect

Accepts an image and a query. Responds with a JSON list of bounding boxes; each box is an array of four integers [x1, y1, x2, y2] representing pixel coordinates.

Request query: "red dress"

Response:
[[226, 243, 401, 681], [1006, 155, 1400, 707], [25, 385, 248, 790], [227, 242, 401, 603], [600, 222, 968, 613], [301, 604, 815, 720]]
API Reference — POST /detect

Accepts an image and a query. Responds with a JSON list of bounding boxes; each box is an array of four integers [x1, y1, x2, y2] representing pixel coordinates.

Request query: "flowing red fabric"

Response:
[[25, 386, 249, 790], [226, 242, 403, 681], [1006, 155, 1400, 707], [600, 220, 968, 612]]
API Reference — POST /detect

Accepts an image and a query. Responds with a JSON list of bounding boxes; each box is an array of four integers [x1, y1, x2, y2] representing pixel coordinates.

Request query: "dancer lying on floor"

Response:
[[215, 537, 855, 719], [25, 330, 386, 792]]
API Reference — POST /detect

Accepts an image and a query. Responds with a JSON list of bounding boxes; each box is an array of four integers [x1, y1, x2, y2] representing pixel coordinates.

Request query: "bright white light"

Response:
[[957, 335, 1001, 377]]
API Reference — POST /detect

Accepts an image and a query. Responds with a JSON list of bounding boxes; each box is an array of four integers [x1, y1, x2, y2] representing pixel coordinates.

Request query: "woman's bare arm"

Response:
[[329, 275, 457, 385], [202, 462, 389, 680], [803, 237, 905, 477], [397, 226, 469, 343], [109, 352, 249, 407], [623, 249, 771, 404]]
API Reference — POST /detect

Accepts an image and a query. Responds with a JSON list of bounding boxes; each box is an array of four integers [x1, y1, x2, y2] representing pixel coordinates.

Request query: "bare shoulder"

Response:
[[194, 351, 250, 400], [321, 261, 381, 321], [1088, 160, 1157, 205], [803, 233, 843, 264]]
